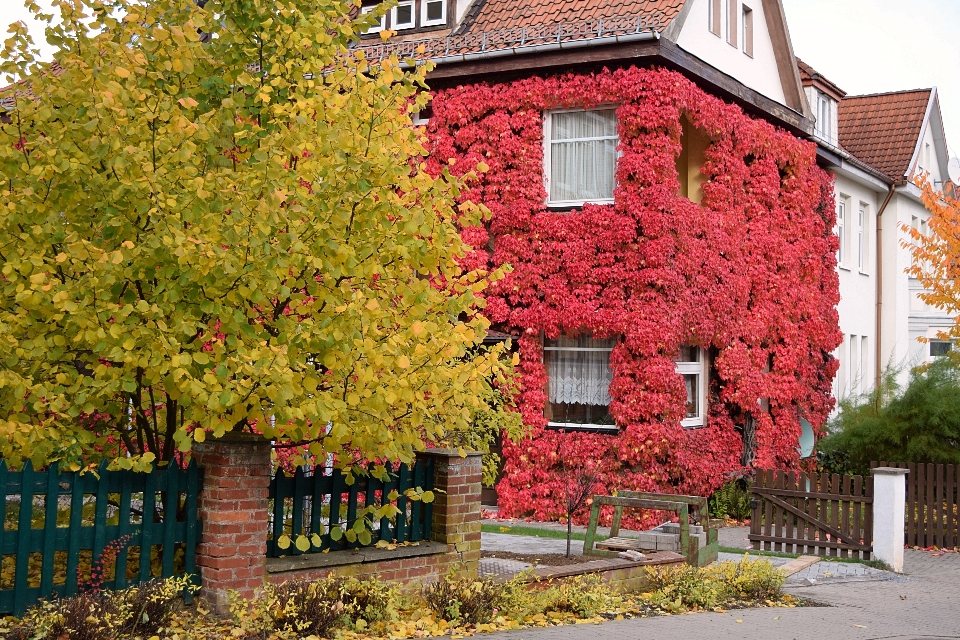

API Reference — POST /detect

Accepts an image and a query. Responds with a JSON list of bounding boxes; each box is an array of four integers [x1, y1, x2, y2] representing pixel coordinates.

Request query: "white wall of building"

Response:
[[831, 171, 882, 403], [676, 0, 788, 106]]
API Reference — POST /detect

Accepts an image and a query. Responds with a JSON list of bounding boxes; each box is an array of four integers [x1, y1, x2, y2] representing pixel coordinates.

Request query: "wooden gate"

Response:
[[749, 470, 873, 559], [872, 462, 958, 549]]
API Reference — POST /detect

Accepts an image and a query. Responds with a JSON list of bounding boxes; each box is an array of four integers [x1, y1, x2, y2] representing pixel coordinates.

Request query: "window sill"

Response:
[[858, 270, 870, 277], [546, 199, 615, 209], [680, 418, 706, 429], [546, 422, 618, 434]]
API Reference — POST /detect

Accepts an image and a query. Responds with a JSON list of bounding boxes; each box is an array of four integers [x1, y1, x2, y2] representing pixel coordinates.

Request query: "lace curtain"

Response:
[[545, 336, 615, 406], [550, 109, 617, 202]]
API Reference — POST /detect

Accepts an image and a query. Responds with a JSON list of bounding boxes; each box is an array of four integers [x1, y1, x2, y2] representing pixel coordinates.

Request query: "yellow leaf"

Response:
[[295, 535, 311, 552], [276, 535, 291, 550], [397, 355, 410, 369], [193, 429, 206, 443], [115, 67, 130, 78]]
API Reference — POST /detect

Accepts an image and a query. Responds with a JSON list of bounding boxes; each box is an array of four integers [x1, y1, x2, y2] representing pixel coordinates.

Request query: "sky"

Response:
[[782, 0, 960, 157], [3, 0, 960, 153]]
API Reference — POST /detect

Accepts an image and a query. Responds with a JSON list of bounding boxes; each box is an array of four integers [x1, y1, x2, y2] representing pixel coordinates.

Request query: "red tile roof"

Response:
[[0, 61, 64, 111], [459, 0, 685, 34], [838, 89, 931, 181]]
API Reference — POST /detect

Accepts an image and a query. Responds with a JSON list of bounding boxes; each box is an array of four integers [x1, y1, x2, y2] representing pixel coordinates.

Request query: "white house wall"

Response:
[[676, 0, 787, 106], [832, 172, 880, 403]]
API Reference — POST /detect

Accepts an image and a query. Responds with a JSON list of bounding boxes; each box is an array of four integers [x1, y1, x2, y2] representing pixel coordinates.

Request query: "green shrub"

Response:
[[422, 574, 502, 626], [5, 576, 194, 640], [541, 574, 617, 618], [341, 576, 398, 627], [260, 577, 349, 637], [646, 556, 783, 610], [646, 564, 724, 610], [706, 555, 784, 601], [708, 480, 752, 522], [820, 359, 960, 474]]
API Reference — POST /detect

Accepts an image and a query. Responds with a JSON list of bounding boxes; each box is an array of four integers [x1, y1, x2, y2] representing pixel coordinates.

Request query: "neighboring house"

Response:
[[799, 59, 953, 397], [358, 0, 841, 520]]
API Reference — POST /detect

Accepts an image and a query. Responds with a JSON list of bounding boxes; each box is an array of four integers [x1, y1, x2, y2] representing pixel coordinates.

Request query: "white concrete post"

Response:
[[871, 467, 908, 573]]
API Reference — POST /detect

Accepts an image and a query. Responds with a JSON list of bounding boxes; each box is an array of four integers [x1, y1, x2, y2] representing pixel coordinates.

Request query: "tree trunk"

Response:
[[566, 515, 572, 558]]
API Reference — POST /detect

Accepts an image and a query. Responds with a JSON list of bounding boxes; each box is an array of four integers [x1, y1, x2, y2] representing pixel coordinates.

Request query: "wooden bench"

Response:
[[582, 492, 719, 567]]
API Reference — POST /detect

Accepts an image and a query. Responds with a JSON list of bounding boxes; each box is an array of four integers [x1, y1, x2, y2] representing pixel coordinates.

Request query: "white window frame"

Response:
[[930, 339, 952, 359], [815, 92, 834, 144], [421, 0, 447, 26], [360, 5, 385, 33], [675, 347, 708, 428], [391, 0, 416, 30], [543, 107, 619, 208], [741, 4, 753, 57], [708, 0, 722, 36], [543, 337, 618, 432], [836, 197, 846, 267]]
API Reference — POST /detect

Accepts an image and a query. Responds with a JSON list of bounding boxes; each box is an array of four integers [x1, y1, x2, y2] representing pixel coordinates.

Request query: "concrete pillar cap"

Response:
[[871, 467, 910, 476]]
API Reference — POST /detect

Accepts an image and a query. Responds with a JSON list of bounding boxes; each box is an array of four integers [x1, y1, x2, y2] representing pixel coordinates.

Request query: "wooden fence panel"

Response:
[[0, 460, 201, 616], [872, 461, 959, 549], [749, 469, 873, 559], [266, 458, 435, 558]]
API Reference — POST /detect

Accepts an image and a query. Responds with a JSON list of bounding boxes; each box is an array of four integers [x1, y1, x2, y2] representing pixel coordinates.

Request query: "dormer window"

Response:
[[814, 91, 837, 146], [392, 0, 415, 29], [360, 1, 449, 35], [422, 0, 446, 26]]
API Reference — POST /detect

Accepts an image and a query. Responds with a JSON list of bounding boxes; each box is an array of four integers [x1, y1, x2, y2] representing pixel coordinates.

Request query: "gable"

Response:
[[671, 0, 806, 114]]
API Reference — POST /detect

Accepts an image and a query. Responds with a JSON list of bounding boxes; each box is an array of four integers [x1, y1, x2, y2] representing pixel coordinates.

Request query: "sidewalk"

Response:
[[474, 548, 960, 639]]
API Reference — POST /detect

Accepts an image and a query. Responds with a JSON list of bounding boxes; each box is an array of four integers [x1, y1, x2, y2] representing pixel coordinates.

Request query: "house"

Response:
[[799, 60, 953, 398], [357, 0, 841, 520]]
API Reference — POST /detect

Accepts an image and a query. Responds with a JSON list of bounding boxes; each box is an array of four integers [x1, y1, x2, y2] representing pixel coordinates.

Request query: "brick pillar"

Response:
[[419, 449, 483, 576], [192, 431, 272, 615]]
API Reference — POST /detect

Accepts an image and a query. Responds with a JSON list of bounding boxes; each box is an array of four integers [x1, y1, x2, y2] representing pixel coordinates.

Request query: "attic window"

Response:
[[742, 5, 753, 57], [676, 117, 710, 204], [709, 0, 722, 36], [422, 0, 446, 26], [392, 0, 415, 29], [814, 91, 836, 145], [727, 0, 738, 47]]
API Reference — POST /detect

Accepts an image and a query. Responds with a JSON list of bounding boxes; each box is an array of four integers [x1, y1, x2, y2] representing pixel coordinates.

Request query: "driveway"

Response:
[[478, 530, 960, 639]]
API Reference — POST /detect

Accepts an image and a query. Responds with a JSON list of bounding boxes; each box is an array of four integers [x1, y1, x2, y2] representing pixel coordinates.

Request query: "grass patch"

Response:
[[481, 524, 608, 542], [719, 546, 890, 569]]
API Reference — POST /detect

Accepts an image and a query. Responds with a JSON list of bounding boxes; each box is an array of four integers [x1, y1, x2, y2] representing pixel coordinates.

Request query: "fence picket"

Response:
[[14, 462, 35, 617], [139, 465, 158, 582], [328, 469, 345, 550], [39, 464, 59, 597], [65, 470, 83, 597], [948, 464, 957, 548]]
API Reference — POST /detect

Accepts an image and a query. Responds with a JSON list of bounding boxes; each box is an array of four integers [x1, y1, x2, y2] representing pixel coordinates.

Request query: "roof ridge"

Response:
[[843, 88, 933, 101]]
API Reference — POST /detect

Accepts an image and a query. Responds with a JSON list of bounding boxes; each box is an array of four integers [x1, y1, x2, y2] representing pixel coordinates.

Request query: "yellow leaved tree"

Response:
[[904, 178, 960, 363], [0, 0, 514, 487]]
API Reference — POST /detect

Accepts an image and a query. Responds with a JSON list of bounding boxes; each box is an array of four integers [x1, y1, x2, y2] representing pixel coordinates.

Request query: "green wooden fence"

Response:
[[0, 459, 202, 616], [268, 458, 434, 557]]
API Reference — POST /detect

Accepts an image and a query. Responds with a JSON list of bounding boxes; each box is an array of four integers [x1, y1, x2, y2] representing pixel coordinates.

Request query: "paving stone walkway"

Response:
[[476, 530, 960, 639]]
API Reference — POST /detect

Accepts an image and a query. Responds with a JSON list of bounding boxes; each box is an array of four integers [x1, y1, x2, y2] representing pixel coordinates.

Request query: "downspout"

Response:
[[874, 183, 897, 391]]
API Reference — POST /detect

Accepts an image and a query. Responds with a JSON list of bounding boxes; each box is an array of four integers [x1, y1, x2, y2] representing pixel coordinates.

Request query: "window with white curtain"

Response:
[[544, 336, 617, 430], [544, 109, 618, 206], [675, 346, 708, 428]]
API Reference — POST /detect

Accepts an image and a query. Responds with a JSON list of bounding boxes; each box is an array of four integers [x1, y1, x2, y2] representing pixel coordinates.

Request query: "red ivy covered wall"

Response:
[[424, 66, 840, 524]]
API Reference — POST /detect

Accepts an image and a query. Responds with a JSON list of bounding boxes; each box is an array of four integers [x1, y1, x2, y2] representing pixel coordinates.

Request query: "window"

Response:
[[920, 218, 929, 238], [742, 5, 753, 57], [727, 0, 738, 47], [675, 346, 708, 428], [422, 0, 446, 26], [360, 5, 385, 33], [544, 336, 616, 430], [850, 334, 859, 394], [545, 109, 618, 206], [857, 203, 866, 272], [815, 92, 835, 144], [861, 336, 868, 391], [836, 198, 846, 266], [709, 0, 722, 35], [392, 0, 415, 29], [931, 340, 952, 358]]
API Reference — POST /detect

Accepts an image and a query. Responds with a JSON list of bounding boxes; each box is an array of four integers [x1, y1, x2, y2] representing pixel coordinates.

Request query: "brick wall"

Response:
[[193, 439, 483, 615]]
